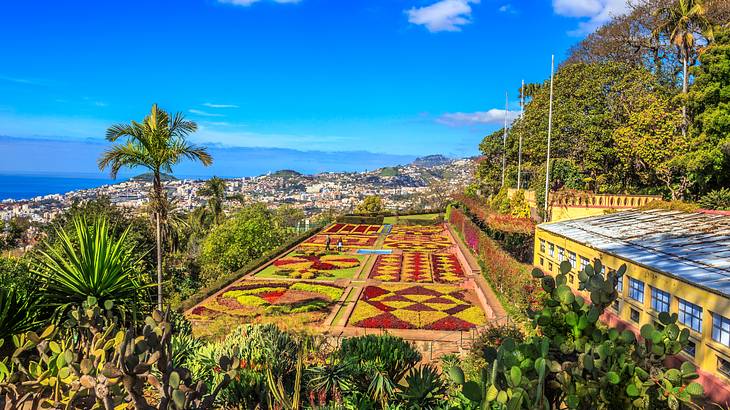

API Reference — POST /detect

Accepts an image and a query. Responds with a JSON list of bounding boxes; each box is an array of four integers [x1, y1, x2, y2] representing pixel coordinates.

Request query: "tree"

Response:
[[98, 104, 212, 309], [200, 204, 286, 282], [354, 196, 384, 214], [655, 0, 714, 130], [274, 204, 305, 231], [685, 25, 730, 194], [501, 62, 666, 194], [198, 176, 227, 226], [613, 97, 688, 198]]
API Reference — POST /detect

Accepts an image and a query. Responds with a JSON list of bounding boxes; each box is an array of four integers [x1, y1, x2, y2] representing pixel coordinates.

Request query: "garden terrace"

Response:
[[185, 220, 502, 348]]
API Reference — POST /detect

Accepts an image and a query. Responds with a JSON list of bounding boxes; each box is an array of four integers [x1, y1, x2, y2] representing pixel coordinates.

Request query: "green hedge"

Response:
[[338, 209, 446, 225], [176, 225, 323, 313]]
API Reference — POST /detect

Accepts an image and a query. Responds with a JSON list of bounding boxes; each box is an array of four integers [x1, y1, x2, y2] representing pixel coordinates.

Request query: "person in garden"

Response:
[[325, 234, 331, 251], [337, 237, 343, 252]]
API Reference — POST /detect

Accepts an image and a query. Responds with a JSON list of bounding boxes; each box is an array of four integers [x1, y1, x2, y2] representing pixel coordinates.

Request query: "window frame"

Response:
[[558, 247, 565, 262], [548, 243, 555, 257], [568, 252, 577, 269], [539, 239, 545, 253], [650, 287, 671, 313], [628, 277, 644, 303], [713, 313, 730, 347], [678, 298, 703, 333]]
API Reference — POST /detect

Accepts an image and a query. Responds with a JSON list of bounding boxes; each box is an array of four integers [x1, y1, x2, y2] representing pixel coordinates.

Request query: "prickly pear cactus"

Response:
[[447, 260, 703, 410], [0, 296, 238, 409]]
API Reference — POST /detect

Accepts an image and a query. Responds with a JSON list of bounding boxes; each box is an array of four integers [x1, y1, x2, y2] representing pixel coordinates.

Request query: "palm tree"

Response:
[[198, 176, 227, 226], [654, 0, 714, 131], [98, 104, 212, 309]]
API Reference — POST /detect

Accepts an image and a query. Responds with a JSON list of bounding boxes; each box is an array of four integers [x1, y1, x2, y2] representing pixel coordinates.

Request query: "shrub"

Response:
[[699, 188, 730, 210]]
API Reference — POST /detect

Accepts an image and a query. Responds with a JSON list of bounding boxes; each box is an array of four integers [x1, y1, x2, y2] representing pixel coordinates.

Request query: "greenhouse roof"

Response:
[[539, 209, 730, 298]]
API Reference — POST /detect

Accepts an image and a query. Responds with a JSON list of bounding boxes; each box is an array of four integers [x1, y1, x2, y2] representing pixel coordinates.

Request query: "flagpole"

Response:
[[501, 92, 508, 188], [517, 79, 524, 190], [544, 55, 555, 219]]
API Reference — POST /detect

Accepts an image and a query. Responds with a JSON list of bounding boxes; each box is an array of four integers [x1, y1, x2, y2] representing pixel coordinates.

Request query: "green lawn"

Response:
[[383, 213, 443, 225], [255, 252, 365, 280]]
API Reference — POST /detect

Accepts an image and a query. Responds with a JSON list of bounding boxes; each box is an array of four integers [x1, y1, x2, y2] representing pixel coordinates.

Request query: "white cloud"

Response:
[[498, 4, 516, 13], [218, 0, 300, 6], [437, 109, 520, 126], [406, 0, 480, 33], [189, 109, 225, 117], [202, 102, 239, 108], [553, 0, 630, 35]]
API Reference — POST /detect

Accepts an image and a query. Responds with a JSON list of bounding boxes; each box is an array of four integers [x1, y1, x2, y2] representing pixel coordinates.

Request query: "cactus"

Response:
[[0, 296, 237, 409], [447, 260, 703, 409]]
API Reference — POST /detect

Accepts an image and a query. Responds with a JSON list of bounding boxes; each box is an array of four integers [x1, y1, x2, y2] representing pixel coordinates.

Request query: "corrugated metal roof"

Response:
[[539, 210, 730, 298]]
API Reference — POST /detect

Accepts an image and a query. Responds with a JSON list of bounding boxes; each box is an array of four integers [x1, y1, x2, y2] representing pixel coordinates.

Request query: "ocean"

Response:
[[0, 174, 118, 201]]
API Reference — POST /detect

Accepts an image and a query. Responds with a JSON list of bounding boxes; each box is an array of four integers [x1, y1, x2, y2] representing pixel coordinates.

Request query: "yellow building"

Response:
[[534, 209, 730, 404]]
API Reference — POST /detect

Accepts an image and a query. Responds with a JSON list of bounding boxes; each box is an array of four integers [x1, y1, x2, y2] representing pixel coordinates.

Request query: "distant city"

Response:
[[0, 155, 475, 224]]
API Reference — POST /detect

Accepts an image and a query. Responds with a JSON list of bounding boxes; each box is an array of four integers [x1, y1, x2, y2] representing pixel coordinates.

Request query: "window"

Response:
[[678, 299, 703, 333], [558, 247, 565, 262], [650, 287, 671, 313], [548, 262, 553, 271], [628, 277, 644, 303], [713, 313, 730, 347], [539, 239, 545, 253], [569, 274, 575, 284], [684, 340, 696, 357], [612, 300, 620, 312], [539, 257, 544, 267], [568, 252, 577, 269], [719, 357, 730, 378], [630, 308, 640, 323], [548, 243, 555, 257], [580, 257, 590, 272], [616, 273, 623, 293], [654, 321, 665, 331]]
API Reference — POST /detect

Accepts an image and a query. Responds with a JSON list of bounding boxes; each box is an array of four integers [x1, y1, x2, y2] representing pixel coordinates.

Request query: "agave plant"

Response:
[[33, 216, 151, 320], [398, 365, 448, 409]]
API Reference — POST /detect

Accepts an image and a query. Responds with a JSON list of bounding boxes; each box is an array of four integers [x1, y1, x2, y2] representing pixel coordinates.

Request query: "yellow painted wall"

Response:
[[508, 188, 661, 222], [533, 226, 730, 383]]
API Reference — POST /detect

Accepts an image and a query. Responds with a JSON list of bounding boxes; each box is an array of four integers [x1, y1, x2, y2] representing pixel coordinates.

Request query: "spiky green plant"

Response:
[[0, 287, 41, 341], [33, 216, 151, 320]]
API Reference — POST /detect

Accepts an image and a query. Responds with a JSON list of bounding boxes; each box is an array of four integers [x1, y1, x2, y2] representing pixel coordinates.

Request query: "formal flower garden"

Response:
[[187, 222, 490, 334], [348, 284, 486, 331], [255, 250, 363, 280]]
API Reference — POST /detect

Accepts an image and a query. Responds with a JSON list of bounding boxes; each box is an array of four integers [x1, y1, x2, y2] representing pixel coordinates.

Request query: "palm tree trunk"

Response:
[[153, 172, 163, 310], [682, 52, 688, 138], [156, 212, 162, 310]]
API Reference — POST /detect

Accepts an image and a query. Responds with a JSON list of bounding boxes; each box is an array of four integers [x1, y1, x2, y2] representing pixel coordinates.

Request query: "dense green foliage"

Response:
[[476, 0, 729, 202], [200, 203, 287, 280], [355, 195, 385, 214]]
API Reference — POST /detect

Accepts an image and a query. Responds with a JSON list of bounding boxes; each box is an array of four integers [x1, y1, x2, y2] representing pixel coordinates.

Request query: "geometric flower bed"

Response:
[[401, 252, 433, 282], [348, 284, 486, 330], [431, 253, 465, 283], [388, 225, 445, 236], [256, 250, 362, 280], [301, 234, 377, 250], [383, 226, 452, 252], [368, 252, 466, 284], [187, 281, 344, 321], [321, 223, 383, 235], [369, 253, 402, 281]]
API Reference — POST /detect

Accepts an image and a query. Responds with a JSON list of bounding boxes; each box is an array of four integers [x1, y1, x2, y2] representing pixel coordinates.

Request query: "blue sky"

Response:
[[0, 0, 629, 177]]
